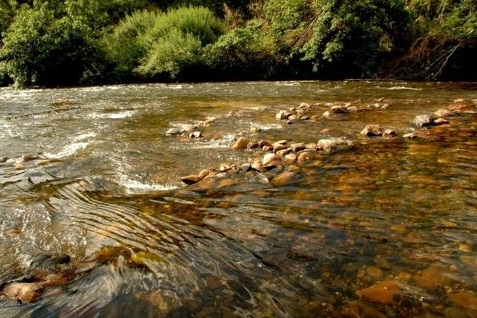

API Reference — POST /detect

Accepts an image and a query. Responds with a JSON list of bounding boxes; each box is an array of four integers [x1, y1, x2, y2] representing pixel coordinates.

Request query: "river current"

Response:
[[0, 81, 476, 317]]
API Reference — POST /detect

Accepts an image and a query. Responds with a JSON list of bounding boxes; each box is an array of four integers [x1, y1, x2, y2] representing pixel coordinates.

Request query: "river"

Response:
[[0, 81, 476, 317]]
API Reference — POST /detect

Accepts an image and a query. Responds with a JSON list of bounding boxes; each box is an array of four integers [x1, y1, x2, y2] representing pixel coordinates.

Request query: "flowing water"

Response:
[[0, 81, 476, 317]]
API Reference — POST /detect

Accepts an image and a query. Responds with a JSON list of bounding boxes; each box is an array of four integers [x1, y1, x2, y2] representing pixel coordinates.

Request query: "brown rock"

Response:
[[283, 153, 297, 164], [383, 129, 396, 138], [232, 137, 250, 150], [181, 174, 203, 185], [356, 280, 401, 305], [297, 152, 315, 166], [434, 108, 454, 117], [290, 142, 306, 152], [276, 110, 291, 120], [360, 124, 383, 137], [259, 140, 273, 149], [449, 291, 477, 311], [273, 140, 289, 152], [434, 118, 449, 125], [3, 282, 42, 303], [262, 153, 280, 167], [331, 105, 350, 114], [448, 99, 476, 112]]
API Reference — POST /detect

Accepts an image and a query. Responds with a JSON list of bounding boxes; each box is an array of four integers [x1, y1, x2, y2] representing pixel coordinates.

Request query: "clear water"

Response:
[[0, 81, 476, 317]]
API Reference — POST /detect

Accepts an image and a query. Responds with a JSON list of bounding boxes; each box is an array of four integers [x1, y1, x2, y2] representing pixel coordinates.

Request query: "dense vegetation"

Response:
[[0, 0, 476, 87]]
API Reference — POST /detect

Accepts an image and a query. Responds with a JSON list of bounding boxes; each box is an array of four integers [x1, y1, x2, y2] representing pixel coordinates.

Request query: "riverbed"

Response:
[[1, 81, 477, 317]]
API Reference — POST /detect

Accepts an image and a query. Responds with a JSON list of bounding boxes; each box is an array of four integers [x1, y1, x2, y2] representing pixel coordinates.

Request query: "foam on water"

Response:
[[44, 142, 90, 159]]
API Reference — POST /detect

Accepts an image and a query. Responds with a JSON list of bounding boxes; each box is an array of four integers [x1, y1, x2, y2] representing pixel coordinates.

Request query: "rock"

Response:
[[259, 140, 273, 149], [273, 140, 289, 152], [412, 114, 435, 127], [262, 153, 280, 167], [251, 160, 263, 172], [434, 108, 454, 117], [276, 110, 291, 120], [232, 137, 250, 150], [331, 105, 350, 114], [271, 171, 300, 186], [247, 140, 260, 149], [317, 138, 350, 152], [198, 169, 213, 179], [356, 280, 401, 305], [403, 133, 417, 139], [448, 99, 476, 112], [239, 163, 251, 172], [434, 118, 449, 125], [189, 131, 202, 138], [297, 152, 315, 166], [322, 111, 331, 118], [181, 174, 203, 185], [276, 149, 291, 157], [299, 102, 311, 110], [290, 143, 306, 152], [165, 128, 181, 136], [360, 124, 383, 137], [414, 264, 457, 291], [383, 129, 396, 138], [3, 282, 42, 303], [449, 291, 477, 311], [283, 153, 297, 164]]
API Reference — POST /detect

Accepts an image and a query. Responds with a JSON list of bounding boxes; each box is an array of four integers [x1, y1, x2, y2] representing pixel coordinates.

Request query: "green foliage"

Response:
[[0, 0, 20, 41], [204, 20, 281, 79], [0, 3, 103, 87], [263, 0, 312, 36], [101, 10, 157, 80], [300, 0, 410, 77], [103, 6, 224, 80]]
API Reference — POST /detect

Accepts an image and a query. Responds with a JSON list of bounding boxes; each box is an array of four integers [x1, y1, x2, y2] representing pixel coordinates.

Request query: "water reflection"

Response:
[[0, 81, 476, 317]]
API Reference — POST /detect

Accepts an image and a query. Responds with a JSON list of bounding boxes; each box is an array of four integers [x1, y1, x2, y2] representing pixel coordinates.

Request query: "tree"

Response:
[[0, 3, 104, 87], [299, 0, 410, 78]]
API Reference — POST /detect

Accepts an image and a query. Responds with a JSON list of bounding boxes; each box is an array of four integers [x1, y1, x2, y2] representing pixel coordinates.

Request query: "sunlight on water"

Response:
[[0, 81, 476, 317]]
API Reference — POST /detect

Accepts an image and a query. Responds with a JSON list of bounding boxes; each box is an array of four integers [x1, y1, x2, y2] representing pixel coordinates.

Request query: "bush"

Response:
[[0, 3, 105, 87], [103, 6, 224, 81]]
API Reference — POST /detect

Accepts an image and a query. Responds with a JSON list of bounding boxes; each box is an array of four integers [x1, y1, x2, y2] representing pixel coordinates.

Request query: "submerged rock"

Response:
[[448, 99, 476, 112]]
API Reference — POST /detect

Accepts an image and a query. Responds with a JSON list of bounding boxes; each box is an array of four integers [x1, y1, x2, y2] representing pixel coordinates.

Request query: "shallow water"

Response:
[[0, 81, 477, 317]]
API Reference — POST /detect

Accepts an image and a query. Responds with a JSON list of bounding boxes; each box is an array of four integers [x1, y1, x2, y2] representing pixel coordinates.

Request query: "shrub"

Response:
[[0, 3, 107, 87], [103, 6, 224, 80]]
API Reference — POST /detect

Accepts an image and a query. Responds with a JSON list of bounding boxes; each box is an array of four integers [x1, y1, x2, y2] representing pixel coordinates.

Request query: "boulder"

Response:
[[360, 124, 383, 137], [232, 137, 250, 150], [412, 114, 435, 127]]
